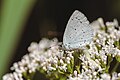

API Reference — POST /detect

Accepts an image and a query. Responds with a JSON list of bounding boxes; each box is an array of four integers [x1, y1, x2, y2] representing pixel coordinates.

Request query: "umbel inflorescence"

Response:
[[3, 18, 120, 80]]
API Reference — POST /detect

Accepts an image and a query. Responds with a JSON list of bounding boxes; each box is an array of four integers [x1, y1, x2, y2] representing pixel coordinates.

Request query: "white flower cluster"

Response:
[[68, 18, 120, 80], [3, 18, 120, 80], [3, 38, 74, 80]]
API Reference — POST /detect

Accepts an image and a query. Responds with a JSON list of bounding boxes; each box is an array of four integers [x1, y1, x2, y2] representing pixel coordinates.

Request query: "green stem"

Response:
[[105, 56, 113, 73], [111, 62, 119, 73]]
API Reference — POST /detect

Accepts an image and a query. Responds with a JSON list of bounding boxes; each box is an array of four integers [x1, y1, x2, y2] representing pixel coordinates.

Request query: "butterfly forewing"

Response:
[[63, 10, 93, 50]]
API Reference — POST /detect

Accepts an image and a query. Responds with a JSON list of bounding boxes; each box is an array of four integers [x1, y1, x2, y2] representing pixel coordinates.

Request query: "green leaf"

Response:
[[114, 40, 120, 49], [115, 55, 120, 62], [0, 0, 35, 78]]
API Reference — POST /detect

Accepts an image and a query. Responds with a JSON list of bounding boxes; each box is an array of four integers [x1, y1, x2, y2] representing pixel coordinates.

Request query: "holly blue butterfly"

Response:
[[62, 10, 94, 50]]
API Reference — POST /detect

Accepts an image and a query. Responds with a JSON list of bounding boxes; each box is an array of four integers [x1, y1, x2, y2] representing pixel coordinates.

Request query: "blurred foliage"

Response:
[[0, 0, 35, 78]]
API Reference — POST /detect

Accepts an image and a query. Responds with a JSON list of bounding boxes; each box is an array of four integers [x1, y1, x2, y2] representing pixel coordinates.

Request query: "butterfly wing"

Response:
[[63, 10, 93, 50]]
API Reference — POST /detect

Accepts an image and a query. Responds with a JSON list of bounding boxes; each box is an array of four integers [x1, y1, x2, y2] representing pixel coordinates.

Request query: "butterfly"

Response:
[[62, 10, 94, 50]]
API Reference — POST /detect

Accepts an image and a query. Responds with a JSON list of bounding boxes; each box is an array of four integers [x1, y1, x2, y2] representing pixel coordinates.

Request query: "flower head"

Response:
[[3, 18, 120, 80]]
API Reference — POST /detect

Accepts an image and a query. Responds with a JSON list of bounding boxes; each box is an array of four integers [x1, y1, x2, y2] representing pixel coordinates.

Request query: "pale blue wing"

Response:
[[63, 10, 93, 50]]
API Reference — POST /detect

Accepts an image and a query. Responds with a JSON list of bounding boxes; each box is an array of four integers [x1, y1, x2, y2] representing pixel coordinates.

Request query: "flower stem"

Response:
[[111, 61, 119, 73]]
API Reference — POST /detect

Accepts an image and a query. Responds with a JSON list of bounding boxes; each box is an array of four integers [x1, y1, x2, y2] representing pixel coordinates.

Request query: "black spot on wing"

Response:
[[75, 17, 82, 23], [84, 40, 86, 43], [83, 31, 85, 33], [75, 17, 78, 19], [68, 45, 70, 49], [65, 44, 67, 46], [80, 21, 82, 23]]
